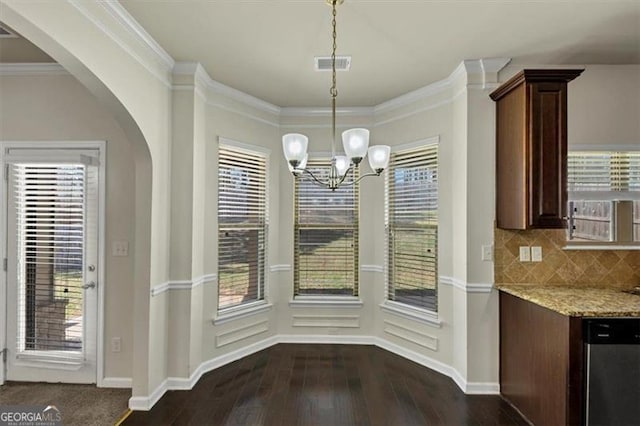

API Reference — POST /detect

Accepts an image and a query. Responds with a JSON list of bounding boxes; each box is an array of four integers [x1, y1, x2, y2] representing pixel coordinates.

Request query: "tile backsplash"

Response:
[[494, 228, 640, 289]]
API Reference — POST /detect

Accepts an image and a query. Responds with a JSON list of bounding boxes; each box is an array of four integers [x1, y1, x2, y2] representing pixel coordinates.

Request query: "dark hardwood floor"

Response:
[[124, 344, 527, 426]]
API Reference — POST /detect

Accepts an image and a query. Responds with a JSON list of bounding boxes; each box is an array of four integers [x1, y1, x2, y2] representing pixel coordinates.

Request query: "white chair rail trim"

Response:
[[150, 273, 218, 297], [439, 276, 494, 293]]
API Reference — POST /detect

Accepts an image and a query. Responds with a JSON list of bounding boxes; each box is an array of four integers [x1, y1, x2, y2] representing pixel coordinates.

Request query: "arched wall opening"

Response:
[[0, 0, 168, 397]]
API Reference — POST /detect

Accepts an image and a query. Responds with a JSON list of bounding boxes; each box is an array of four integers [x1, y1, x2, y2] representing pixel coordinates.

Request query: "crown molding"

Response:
[[207, 78, 282, 115], [0, 63, 67, 75], [173, 62, 281, 116], [98, 1, 175, 70], [67, 0, 172, 88], [374, 58, 511, 116], [280, 106, 374, 117], [374, 76, 451, 115]]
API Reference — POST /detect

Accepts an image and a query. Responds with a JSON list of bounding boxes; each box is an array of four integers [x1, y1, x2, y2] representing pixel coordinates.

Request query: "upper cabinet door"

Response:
[[491, 69, 583, 230]]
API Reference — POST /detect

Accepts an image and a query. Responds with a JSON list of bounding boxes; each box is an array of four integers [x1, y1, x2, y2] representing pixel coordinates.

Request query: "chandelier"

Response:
[[282, 0, 390, 191]]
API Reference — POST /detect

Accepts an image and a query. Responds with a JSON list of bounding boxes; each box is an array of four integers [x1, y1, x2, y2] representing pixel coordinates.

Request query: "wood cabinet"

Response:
[[500, 292, 584, 425], [490, 69, 583, 230]]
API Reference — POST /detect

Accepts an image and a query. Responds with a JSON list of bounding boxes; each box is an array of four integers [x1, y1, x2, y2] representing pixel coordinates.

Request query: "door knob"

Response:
[[82, 281, 96, 290]]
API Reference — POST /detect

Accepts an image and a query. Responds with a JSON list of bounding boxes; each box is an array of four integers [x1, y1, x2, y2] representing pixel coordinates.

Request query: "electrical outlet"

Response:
[[481, 244, 493, 261], [112, 241, 129, 257], [531, 246, 543, 262], [111, 337, 121, 353], [519, 246, 531, 262]]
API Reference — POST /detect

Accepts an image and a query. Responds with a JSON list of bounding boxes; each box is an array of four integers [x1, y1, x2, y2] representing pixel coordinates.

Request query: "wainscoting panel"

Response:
[[215, 320, 269, 348], [383, 319, 438, 351], [292, 315, 360, 328]]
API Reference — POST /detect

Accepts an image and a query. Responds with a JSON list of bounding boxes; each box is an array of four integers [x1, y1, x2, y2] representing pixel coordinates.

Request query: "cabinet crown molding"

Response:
[[489, 69, 584, 101]]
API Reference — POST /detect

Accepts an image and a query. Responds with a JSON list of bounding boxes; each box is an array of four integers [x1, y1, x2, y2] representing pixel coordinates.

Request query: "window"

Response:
[[386, 143, 438, 311], [567, 150, 639, 244], [217, 144, 268, 310], [294, 159, 358, 296]]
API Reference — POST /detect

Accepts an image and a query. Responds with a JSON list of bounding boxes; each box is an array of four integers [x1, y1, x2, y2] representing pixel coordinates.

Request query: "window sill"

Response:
[[564, 244, 640, 251], [213, 301, 272, 325], [289, 296, 363, 309], [379, 301, 442, 328]]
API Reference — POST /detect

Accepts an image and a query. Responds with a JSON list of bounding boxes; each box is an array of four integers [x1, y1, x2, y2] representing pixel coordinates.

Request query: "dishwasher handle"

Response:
[[584, 318, 640, 344]]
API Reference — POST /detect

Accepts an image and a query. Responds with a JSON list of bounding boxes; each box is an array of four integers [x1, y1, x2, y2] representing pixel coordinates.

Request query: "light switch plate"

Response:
[[111, 337, 121, 353], [531, 246, 542, 262], [481, 244, 493, 261], [519, 246, 531, 262]]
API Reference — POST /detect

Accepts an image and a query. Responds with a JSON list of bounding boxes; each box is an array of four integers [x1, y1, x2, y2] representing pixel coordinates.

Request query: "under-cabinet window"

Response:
[[294, 159, 358, 296], [567, 150, 639, 245], [217, 144, 268, 311], [386, 142, 438, 311]]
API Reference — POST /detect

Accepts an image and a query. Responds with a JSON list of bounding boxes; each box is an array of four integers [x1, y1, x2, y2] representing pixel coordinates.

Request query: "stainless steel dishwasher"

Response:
[[584, 318, 640, 426]]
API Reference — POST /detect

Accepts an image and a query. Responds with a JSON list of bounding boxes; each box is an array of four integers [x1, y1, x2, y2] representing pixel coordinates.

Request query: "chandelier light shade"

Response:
[[282, 0, 390, 191], [342, 128, 369, 164], [368, 145, 391, 173], [282, 133, 308, 167]]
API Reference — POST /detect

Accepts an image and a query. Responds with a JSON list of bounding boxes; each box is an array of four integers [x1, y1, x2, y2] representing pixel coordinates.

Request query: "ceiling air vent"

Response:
[[314, 56, 351, 71]]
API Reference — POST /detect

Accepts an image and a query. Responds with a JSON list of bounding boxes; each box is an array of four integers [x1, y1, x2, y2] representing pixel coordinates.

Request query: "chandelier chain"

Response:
[[330, 0, 338, 158], [281, 0, 389, 191]]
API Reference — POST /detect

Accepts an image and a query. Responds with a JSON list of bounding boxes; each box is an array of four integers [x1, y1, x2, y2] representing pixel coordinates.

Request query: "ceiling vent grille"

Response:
[[314, 56, 351, 71]]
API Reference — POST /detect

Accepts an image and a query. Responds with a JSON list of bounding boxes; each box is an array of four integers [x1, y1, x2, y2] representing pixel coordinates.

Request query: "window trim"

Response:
[[216, 137, 270, 313], [213, 300, 273, 325], [289, 295, 363, 309], [293, 154, 360, 298]]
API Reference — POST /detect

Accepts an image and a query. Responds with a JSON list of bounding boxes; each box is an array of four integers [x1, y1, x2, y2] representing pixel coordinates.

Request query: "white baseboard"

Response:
[[129, 379, 168, 411], [450, 368, 500, 394], [374, 337, 453, 379], [129, 334, 498, 411], [100, 377, 132, 388]]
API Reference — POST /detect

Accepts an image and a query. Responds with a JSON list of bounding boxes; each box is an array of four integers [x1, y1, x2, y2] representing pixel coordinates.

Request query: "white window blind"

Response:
[[567, 150, 640, 243], [568, 151, 640, 196], [218, 146, 268, 310], [294, 159, 358, 296], [386, 144, 438, 311], [13, 164, 87, 353]]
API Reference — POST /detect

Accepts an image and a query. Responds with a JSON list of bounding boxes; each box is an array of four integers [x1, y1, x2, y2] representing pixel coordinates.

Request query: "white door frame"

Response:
[[0, 141, 106, 386]]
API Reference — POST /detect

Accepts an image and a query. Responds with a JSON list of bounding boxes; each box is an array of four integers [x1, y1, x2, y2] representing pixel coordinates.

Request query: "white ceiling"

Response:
[[119, 0, 640, 107], [2, 1, 638, 107]]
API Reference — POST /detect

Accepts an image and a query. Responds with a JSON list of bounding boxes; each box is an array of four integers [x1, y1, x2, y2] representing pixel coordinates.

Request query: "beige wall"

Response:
[[3, 6, 636, 406], [0, 74, 136, 379]]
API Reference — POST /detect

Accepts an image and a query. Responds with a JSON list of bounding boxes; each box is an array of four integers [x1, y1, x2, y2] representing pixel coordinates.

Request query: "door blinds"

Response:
[[13, 163, 87, 353], [218, 146, 268, 310], [386, 144, 438, 311], [294, 159, 359, 296]]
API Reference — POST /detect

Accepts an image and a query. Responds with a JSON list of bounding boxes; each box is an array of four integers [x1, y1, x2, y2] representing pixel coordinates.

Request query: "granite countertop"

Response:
[[496, 284, 640, 317]]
